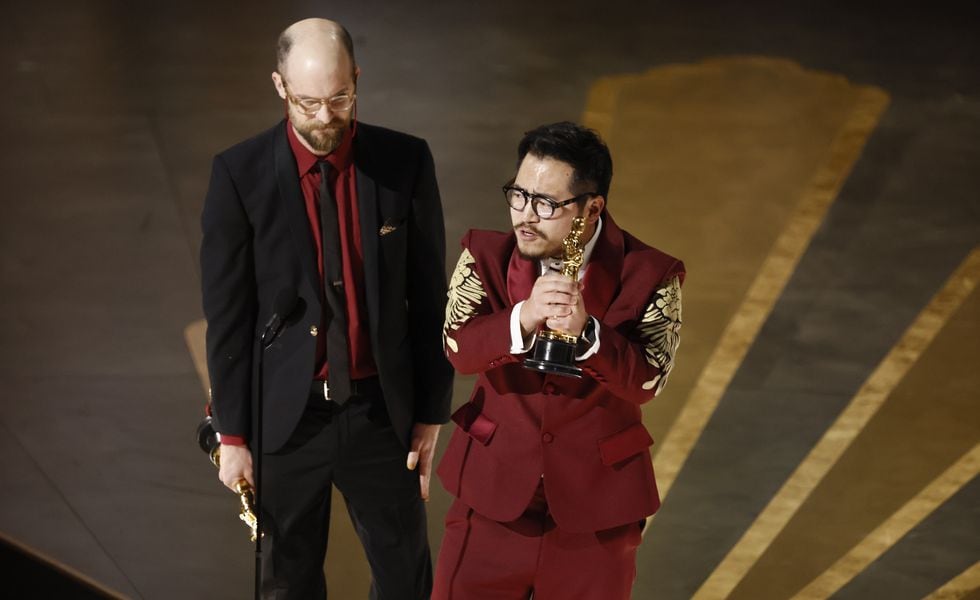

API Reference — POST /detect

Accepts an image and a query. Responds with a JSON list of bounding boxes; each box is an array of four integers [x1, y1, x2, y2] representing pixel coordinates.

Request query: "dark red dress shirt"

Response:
[[287, 120, 377, 382], [220, 121, 376, 448]]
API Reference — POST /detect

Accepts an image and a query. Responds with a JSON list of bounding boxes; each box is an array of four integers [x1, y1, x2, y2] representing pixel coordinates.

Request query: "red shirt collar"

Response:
[[285, 119, 355, 176]]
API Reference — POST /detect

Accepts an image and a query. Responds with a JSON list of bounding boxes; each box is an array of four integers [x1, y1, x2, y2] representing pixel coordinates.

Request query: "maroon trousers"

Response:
[[433, 483, 643, 600]]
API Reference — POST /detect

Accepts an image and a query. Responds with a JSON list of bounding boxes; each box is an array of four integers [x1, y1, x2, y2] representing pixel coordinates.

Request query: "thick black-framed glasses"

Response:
[[280, 77, 356, 115], [503, 184, 598, 220]]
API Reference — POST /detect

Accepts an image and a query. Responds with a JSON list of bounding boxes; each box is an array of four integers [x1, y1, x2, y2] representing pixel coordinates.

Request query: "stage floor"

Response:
[[1, 2, 978, 598]]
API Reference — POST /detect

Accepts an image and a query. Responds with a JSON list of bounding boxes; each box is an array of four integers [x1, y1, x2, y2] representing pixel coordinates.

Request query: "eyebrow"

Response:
[[294, 88, 353, 100], [511, 184, 559, 203]]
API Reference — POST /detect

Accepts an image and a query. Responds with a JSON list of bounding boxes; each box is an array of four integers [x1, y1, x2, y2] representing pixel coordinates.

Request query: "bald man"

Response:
[[200, 18, 453, 599]]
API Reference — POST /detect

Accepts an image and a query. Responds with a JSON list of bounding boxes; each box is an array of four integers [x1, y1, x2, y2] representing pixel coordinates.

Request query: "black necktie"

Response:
[[318, 161, 351, 404]]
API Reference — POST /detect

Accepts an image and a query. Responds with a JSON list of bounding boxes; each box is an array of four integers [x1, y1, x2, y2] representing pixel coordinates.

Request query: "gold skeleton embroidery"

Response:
[[443, 248, 487, 353], [637, 276, 683, 394]]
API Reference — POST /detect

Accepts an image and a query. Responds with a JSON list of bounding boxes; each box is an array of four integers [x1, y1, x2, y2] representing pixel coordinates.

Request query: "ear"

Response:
[[271, 72, 287, 100], [354, 65, 361, 85], [586, 196, 605, 223]]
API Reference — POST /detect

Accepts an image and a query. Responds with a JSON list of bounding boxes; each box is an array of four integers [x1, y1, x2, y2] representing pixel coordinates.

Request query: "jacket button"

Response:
[[542, 432, 554, 443], [309, 325, 318, 336]]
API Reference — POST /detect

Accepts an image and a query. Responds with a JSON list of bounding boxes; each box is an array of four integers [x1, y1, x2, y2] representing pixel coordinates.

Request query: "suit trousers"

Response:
[[432, 482, 642, 600], [259, 383, 431, 600]]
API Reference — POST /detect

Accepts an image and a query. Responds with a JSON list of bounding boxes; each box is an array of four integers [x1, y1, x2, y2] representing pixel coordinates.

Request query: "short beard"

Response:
[[517, 247, 554, 260], [295, 118, 348, 154], [514, 224, 561, 260]]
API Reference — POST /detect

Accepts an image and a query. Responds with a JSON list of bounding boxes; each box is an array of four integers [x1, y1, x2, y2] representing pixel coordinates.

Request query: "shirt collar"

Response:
[[285, 119, 356, 176], [539, 216, 603, 280]]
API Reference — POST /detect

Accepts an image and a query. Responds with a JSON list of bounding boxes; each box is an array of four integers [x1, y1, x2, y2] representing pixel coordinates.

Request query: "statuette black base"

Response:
[[524, 334, 583, 378]]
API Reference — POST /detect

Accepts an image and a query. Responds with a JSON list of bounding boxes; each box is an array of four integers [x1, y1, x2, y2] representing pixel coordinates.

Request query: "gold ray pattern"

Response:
[[793, 444, 980, 598], [651, 81, 889, 501], [694, 248, 980, 599], [924, 561, 980, 600], [583, 57, 890, 501]]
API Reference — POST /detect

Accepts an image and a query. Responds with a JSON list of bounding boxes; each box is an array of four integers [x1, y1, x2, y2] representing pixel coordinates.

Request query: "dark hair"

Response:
[[517, 121, 613, 199], [276, 22, 356, 76]]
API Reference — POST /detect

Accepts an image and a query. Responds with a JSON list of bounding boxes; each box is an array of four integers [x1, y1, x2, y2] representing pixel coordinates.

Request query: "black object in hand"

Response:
[[197, 415, 220, 466]]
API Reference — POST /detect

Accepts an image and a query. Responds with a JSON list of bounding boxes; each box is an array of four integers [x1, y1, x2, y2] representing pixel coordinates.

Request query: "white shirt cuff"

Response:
[[510, 301, 535, 354]]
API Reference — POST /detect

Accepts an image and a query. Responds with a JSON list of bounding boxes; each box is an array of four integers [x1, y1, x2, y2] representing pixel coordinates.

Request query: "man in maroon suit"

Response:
[[433, 122, 685, 599]]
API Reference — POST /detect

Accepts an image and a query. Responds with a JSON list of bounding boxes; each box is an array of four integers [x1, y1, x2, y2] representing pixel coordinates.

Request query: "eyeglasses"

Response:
[[280, 78, 356, 115], [503, 184, 598, 220]]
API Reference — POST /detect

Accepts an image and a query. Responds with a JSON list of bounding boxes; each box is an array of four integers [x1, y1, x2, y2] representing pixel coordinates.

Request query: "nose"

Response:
[[313, 102, 334, 121], [521, 199, 539, 222]]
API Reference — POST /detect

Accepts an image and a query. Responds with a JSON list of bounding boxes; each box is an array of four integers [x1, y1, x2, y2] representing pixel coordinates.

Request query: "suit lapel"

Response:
[[581, 213, 624, 321], [507, 247, 537, 305], [353, 133, 381, 339], [273, 123, 320, 297]]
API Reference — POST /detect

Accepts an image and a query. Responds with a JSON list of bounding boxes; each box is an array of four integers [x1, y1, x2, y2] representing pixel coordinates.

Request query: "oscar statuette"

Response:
[[197, 415, 261, 541], [523, 216, 587, 378]]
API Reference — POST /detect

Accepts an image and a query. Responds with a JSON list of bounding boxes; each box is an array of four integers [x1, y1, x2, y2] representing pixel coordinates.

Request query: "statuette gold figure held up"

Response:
[[524, 216, 587, 378]]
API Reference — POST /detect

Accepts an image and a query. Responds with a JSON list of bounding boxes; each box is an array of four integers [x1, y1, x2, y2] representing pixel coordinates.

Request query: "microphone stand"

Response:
[[254, 312, 286, 600], [253, 326, 279, 600], [253, 342, 265, 600], [243, 286, 296, 600]]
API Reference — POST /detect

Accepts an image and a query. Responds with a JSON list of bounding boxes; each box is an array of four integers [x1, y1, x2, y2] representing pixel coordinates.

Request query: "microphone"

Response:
[[260, 286, 298, 348], [196, 414, 220, 466]]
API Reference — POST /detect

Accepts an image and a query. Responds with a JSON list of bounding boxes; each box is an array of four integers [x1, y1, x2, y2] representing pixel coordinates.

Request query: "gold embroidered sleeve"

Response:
[[636, 276, 683, 395], [443, 248, 488, 353]]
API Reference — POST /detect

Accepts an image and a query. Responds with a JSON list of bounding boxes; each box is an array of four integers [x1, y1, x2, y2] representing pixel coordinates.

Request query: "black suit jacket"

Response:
[[200, 120, 454, 453]]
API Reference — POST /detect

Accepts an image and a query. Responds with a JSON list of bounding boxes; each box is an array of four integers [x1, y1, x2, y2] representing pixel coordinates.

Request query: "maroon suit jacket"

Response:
[[436, 213, 686, 533]]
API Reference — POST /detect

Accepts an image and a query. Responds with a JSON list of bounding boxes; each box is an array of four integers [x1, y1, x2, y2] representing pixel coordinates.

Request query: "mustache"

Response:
[[514, 222, 545, 236], [307, 122, 343, 132], [299, 117, 345, 131]]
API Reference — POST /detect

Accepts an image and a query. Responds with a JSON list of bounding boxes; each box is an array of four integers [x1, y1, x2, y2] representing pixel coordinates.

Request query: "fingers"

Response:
[[547, 306, 574, 319], [417, 445, 434, 502], [419, 470, 431, 502], [528, 276, 581, 327], [408, 448, 430, 501], [533, 273, 577, 294], [407, 428, 424, 470], [217, 444, 253, 492], [407, 424, 439, 501], [546, 301, 588, 337], [221, 472, 243, 491], [533, 275, 580, 298], [221, 469, 252, 491]]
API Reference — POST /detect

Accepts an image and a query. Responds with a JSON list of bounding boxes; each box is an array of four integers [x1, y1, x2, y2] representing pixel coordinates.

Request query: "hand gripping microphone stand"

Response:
[[253, 286, 297, 600]]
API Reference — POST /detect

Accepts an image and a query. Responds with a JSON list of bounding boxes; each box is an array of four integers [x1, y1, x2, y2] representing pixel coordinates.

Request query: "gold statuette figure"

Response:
[[524, 216, 587, 378], [234, 479, 260, 542], [197, 416, 262, 541]]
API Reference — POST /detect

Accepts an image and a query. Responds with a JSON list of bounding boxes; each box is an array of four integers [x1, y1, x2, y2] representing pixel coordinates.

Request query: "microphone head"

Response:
[[196, 415, 219, 455], [273, 285, 298, 318]]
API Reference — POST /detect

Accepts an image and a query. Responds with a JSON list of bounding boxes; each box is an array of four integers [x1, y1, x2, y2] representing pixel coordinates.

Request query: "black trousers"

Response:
[[259, 383, 431, 599]]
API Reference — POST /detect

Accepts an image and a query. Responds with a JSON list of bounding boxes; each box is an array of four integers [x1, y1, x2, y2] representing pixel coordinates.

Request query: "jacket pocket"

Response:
[[379, 217, 407, 236], [450, 401, 497, 446], [598, 422, 654, 466]]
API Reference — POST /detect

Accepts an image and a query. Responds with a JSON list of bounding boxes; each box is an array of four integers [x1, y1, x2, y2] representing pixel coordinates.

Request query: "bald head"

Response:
[[272, 19, 359, 156], [276, 18, 356, 80]]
